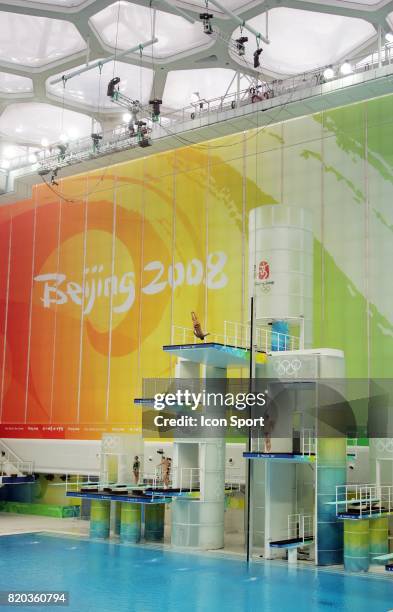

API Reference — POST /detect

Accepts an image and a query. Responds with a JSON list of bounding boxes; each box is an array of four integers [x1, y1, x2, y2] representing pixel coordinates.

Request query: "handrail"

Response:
[[4, 39, 393, 178]]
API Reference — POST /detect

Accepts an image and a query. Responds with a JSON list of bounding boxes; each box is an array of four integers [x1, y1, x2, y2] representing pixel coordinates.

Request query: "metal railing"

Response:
[[301, 429, 316, 456], [0, 440, 34, 476], [4, 40, 393, 181], [288, 513, 313, 541], [172, 319, 301, 354], [251, 428, 314, 455], [225, 466, 243, 490], [335, 483, 393, 517]]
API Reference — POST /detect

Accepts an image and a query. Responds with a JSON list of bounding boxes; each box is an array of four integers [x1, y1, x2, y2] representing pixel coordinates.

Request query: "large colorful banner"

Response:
[[1, 95, 393, 439]]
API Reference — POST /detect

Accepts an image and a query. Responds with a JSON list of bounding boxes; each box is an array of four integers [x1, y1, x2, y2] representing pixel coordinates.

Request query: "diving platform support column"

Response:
[[316, 438, 346, 565], [145, 504, 165, 542], [369, 517, 388, 564], [171, 359, 226, 550], [90, 500, 110, 538], [344, 519, 370, 572], [120, 502, 141, 543]]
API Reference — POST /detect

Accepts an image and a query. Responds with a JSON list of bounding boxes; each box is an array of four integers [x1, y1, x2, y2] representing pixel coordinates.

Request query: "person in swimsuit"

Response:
[[132, 455, 140, 484], [162, 457, 171, 489]]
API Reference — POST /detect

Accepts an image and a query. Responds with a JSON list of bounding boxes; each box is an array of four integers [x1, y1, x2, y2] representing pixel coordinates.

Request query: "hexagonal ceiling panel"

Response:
[[0, 12, 86, 68], [174, 0, 263, 12], [47, 60, 154, 110], [163, 68, 249, 109], [22, 0, 86, 5], [0, 73, 33, 95], [90, 1, 211, 60], [300, 0, 384, 4], [0, 103, 94, 146], [233, 7, 376, 75], [0, 144, 39, 167]]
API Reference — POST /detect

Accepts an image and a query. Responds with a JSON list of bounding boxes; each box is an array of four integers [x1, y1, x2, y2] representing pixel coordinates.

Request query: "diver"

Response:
[[133, 455, 140, 484]]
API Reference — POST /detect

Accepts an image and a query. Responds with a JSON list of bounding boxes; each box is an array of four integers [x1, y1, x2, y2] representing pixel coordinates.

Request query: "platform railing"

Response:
[[65, 474, 100, 494], [0, 440, 34, 476], [301, 429, 316, 456], [171, 320, 301, 354], [288, 513, 313, 541], [335, 483, 393, 517], [225, 466, 243, 490], [4, 39, 393, 182]]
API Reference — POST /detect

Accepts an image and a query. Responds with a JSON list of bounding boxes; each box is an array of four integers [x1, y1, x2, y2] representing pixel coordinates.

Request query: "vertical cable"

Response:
[[105, 179, 117, 422], [49, 189, 63, 424], [76, 185, 89, 423], [0, 213, 12, 422], [24, 190, 38, 423]]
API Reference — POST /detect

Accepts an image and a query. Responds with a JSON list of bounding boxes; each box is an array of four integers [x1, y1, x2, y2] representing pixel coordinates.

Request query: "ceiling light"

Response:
[[340, 61, 352, 76], [0, 160, 10, 170], [67, 127, 79, 140], [3, 146, 17, 159], [122, 112, 132, 123], [386, 32, 393, 43], [41, 138, 49, 148], [323, 67, 335, 80]]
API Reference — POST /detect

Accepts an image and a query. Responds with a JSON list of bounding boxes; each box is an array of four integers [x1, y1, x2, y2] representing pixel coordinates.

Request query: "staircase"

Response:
[[0, 440, 34, 485]]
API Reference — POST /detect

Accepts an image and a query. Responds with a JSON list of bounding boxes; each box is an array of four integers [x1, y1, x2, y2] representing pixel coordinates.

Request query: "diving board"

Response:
[[270, 537, 314, 564], [327, 498, 380, 506], [372, 552, 393, 563], [163, 342, 267, 369], [244, 452, 315, 463], [270, 537, 314, 549], [66, 491, 171, 504]]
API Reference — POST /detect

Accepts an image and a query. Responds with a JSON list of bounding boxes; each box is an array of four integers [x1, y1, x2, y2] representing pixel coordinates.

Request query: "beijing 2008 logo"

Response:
[[257, 260, 274, 293], [258, 260, 270, 280]]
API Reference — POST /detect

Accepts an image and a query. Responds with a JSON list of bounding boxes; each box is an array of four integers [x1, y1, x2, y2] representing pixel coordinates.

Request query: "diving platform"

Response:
[[163, 342, 267, 369], [270, 536, 314, 550], [0, 475, 35, 484], [66, 491, 172, 504], [335, 484, 393, 520], [244, 452, 315, 463]]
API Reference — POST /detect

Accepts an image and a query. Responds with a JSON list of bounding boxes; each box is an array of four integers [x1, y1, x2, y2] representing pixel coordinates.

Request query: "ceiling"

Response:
[[0, 0, 392, 164]]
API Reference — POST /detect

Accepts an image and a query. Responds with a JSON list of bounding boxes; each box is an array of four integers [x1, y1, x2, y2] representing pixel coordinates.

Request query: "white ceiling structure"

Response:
[[0, 0, 392, 163]]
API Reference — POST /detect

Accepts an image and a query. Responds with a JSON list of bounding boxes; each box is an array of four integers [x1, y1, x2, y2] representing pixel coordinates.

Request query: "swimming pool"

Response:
[[0, 533, 392, 611]]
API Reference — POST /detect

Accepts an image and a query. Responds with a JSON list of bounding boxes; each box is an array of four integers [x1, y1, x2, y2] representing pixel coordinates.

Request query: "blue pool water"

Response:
[[0, 533, 392, 611]]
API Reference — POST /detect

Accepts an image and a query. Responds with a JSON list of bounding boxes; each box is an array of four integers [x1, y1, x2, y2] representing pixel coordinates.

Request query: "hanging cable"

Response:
[[112, 1, 121, 78]]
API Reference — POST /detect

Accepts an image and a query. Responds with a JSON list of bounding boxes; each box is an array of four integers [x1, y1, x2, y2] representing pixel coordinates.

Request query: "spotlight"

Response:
[[122, 112, 132, 123], [340, 61, 352, 76], [253, 48, 263, 68], [107, 76, 121, 98], [59, 133, 68, 143], [57, 144, 68, 160], [235, 36, 248, 57], [91, 133, 103, 152], [41, 137, 49, 148], [386, 32, 393, 43], [323, 66, 335, 80], [149, 98, 162, 121], [199, 13, 213, 35], [50, 168, 59, 186], [0, 159, 10, 170], [28, 153, 37, 164]]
